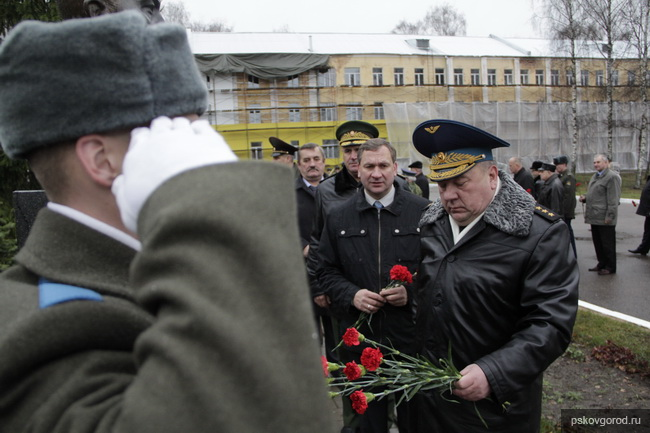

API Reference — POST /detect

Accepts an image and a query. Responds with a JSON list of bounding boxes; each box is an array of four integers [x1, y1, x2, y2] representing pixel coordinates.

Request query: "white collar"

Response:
[[47, 202, 141, 251]]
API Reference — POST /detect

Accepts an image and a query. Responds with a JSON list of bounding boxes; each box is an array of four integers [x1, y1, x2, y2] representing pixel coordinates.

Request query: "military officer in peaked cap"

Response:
[[269, 136, 300, 178], [270, 136, 298, 164], [409, 120, 578, 433]]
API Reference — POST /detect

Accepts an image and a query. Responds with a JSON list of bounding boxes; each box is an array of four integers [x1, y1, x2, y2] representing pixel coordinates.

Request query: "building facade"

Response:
[[187, 32, 647, 169]]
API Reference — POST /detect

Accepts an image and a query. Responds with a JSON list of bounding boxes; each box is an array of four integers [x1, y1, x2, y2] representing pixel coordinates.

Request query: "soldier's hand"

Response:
[[453, 364, 491, 401], [380, 285, 408, 307], [353, 289, 385, 314]]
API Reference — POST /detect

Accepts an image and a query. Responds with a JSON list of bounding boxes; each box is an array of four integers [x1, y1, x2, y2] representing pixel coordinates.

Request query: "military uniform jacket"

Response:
[[558, 171, 577, 219], [318, 184, 430, 354], [0, 163, 336, 433], [584, 168, 622, 225], [537, 173, 564, 216], [415, 171, 579, 432]]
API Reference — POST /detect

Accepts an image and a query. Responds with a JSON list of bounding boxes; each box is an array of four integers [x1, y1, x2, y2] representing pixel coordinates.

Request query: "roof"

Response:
[[187, 31, 637, 59]]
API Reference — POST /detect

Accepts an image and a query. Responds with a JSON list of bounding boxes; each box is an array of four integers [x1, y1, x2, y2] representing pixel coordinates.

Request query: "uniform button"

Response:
[[340, 230, 346, 235], [394, 229, 400, 234], [446, 255, 456, 263], [360, 229, 366, 234], [417, 227, 420, 232]]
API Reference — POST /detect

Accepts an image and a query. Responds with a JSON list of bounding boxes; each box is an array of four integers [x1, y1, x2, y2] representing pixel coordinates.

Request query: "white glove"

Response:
[[112, 116, 237, 233]]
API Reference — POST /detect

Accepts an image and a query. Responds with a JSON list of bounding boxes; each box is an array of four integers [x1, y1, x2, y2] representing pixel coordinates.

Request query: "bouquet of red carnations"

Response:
[[323, 327, 461, 414]]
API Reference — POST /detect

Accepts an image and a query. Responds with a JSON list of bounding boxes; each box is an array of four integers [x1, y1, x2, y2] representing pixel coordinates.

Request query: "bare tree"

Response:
[[161, 1, 232, 32], [536, 0, 590, 176], [582, 0, 628, 160], [392, 20, 424, 35], [160, 0, 189, 27], [392, 4, 466, 36], [622, 0, 650, 187]]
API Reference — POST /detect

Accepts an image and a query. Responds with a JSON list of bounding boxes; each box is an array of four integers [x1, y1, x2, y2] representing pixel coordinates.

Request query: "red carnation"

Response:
[[350, 390, 373, 414], [360, 347, 383, 372], [321, 356, 329, 377], [342, 328, 364, 346], [389, 265, 413, 284], [343, 361, 363, 381]]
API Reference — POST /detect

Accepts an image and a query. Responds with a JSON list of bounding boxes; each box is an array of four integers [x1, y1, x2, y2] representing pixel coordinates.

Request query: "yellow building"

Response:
[[187, 32, 646, 167]]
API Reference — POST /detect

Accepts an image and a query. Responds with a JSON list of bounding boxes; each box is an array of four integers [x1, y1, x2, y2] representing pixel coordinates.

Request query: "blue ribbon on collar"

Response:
[[39, 278, 103, 309]]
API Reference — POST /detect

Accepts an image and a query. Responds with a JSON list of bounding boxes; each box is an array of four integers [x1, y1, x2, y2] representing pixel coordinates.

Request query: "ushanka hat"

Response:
[[0, 11, 208, 159], [412, 119, 510, 181]]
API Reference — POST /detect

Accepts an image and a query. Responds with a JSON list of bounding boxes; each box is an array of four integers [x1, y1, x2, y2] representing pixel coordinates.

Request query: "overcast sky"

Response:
[[179, 0, 544, 38]]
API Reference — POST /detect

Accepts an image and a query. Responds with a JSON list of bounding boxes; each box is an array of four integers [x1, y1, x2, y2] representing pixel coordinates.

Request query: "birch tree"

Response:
[[535, 0, 589, 175], [622, 0, 650, 187]]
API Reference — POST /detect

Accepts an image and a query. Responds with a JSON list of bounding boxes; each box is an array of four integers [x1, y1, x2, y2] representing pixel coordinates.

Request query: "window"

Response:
[[628, 71, 636, 86], [346, 105, 363, 120], [551, 70, 559, 85], [373, 68, 383, 86], [611, 70, 619, 86], [322, 139, 339, 159], [435, 68, 445, 85], [250, 141, 263, 160], [287, 75, 299, 87], [394, 68, 404, 86], [288, 105, 301, 122], [374, 103, 384, 120], [596, 70, 604, 86], [317, 68, 336, 87], [566, 69, 576, 85], [504, 69, 513, 85], [520, 69, 529, 85], [248, 104, 261, 123], [247, 74, 260, 89], [471, 69, 480, 85], [415, 68, 425, 86], [453, 68, 463, 85], [320, 103, 337, 121], [487, 69, 496, 86], [535, 69, 544, 85], [580, 70, 589, 86], [345, 67, 361, 86]]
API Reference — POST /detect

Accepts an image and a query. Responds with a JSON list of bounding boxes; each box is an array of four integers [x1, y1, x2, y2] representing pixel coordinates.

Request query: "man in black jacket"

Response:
[[319, 138, 429, 433], [508, 156, 534, 194], [537, 162, 564, 215], [410, 120, 578, 433], [629, 175, 650, 255]]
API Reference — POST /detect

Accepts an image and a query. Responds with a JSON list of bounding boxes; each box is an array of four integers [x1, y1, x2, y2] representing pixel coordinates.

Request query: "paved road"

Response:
[[427, 184, 649, 323]]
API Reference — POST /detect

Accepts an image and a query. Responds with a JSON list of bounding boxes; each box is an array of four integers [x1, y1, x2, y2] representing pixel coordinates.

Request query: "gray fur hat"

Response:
[[0, 11, 208, 159]]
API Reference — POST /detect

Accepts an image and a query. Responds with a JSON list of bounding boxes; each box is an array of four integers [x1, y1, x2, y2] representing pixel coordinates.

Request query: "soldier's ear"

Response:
[[83, 0, 110, 17]]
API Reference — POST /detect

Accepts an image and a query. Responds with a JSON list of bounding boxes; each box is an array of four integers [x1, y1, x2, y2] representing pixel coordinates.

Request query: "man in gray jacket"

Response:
[[579, 154, 622, 275]]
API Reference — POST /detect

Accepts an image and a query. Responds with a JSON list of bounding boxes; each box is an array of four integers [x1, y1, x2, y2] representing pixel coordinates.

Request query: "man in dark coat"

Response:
[[537, 162, 564, 215], [409, 160, 430, 199], [628, 174, 650, 255], [295, 142, 326, 254], [508, 156, 534, 194], [0, 13, 336, 433], [554, 155, 577, 256], [319, 138, 430, 433], [410, 120, 578, 433]]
